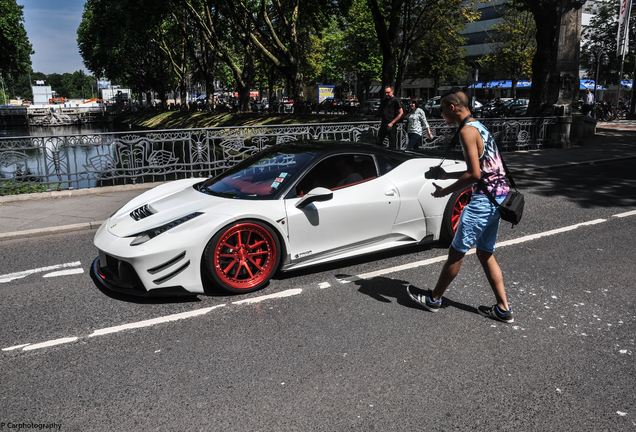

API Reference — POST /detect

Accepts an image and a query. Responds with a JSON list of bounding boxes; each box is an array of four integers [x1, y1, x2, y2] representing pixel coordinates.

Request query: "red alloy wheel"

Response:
[[451, 189, 472, 234], [212, 222, 278, 291]]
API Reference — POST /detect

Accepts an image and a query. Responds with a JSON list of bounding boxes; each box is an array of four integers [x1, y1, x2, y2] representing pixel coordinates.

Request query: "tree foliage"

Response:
[[0, 0, 33, 84], [581, 0, 635, 84], [481, 4, 536, 97]]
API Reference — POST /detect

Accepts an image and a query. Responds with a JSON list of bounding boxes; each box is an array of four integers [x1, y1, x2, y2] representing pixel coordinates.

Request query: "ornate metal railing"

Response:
[[0, 117, 557, 192]]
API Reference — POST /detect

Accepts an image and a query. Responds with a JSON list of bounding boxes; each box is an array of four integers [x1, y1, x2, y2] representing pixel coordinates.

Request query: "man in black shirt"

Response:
[[377, 86, 404, 149]]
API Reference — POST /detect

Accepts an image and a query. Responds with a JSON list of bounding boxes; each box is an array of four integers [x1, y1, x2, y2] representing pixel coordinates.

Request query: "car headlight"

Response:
[[129, 212, 203, 246]]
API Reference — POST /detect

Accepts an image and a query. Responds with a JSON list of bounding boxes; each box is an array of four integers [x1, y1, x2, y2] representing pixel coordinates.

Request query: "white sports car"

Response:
[[92, 141, 470, 296]]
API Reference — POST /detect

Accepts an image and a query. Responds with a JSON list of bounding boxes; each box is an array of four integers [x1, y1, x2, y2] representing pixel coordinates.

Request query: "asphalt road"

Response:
[[1, 160, 634, 431]]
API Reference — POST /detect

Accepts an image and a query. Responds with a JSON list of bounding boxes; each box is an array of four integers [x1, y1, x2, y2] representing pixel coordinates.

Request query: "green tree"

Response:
[[184, 0, 258, 111], [581, 0, 635, 86], [408, 0, 474, 90], [0, 0, 33, 97], [78, 0, 173, 104], [366, 0, 475, 93], [482, 5, 536, 98], [342, 0, 382, 97]]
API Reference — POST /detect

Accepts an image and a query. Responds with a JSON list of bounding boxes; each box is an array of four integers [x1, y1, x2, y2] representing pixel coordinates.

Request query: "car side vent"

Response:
[[130, 204, 155, 221]]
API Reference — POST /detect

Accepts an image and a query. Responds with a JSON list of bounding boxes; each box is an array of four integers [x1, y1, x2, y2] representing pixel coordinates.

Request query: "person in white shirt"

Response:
[[583, 89, 594, 117], [406, 100, 433, 151]]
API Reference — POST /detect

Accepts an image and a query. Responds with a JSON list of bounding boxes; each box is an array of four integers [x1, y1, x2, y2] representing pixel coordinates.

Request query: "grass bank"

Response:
[[116, 111, 375, 130]]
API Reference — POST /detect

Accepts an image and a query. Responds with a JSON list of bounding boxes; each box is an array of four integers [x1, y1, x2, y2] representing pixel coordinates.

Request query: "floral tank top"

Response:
[[461, 120, 509, 197]]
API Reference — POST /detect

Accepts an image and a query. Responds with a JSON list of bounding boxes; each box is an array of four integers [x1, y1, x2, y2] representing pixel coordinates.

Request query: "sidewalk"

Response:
[[1, 128, 635, 241]]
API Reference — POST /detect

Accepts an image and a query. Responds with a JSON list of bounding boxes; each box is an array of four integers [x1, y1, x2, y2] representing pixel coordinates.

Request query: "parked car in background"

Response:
[[481, 98, 512, 118], [502, 98, 529, 117], [360, 98, 381, 115], [423, 96, 442, 118], [316, 97, 339, 113]]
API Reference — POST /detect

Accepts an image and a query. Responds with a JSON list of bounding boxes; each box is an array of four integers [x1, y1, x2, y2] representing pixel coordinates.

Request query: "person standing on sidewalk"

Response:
[[406, 89, 514, 323], [406, 99, 434, 151], [376, 86, 403, 149]]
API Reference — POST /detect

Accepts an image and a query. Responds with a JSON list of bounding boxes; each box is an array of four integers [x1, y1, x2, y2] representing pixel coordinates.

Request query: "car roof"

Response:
[[265, 140, 417, 160]]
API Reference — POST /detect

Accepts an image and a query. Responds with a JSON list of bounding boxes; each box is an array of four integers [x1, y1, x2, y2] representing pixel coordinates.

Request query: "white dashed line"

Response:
[[3, 214, 633, 354], [336, 219, 607, 283], [88, 304, 227, 337], [613, 209, 636, 218], [23, 337, 79, 351], [2, 343, 31, 352], [232, 289, 302, 305], [43, 268, 85, 278], [0, 261, 81, 283]]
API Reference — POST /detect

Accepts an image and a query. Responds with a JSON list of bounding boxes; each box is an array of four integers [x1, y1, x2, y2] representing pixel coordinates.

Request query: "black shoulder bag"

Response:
[[478, 149, 525, 226]]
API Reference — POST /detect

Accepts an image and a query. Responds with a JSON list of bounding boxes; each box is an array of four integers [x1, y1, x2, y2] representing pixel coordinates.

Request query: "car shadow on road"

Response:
[[340, 274, 479, 316]]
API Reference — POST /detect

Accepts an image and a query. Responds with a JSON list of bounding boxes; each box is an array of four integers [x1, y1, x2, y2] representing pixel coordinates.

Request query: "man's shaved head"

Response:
[[441, 90, 469, 109]]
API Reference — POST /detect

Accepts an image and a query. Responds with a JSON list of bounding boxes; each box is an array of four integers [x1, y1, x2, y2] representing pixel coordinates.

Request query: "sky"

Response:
[[18, 0, 87, 74]]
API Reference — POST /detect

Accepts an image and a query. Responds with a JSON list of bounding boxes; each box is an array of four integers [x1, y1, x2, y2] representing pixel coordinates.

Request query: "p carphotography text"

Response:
[[0, 423, 62, 430]]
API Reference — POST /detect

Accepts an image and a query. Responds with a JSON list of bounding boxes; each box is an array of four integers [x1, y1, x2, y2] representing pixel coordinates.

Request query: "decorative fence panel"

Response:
[[0, 117, 557, 193]]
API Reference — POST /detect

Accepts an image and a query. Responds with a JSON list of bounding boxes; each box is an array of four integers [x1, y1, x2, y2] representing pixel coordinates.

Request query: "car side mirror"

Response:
[[295, 187, 333, 209]]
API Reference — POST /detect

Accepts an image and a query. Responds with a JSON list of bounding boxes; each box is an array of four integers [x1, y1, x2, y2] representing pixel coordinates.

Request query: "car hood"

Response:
[[106, 178, 234, 238]]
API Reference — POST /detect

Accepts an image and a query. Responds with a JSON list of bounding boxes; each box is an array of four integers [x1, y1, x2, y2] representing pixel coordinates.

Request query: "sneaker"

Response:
[[478, 304, 514, 323], [406, 285, 442, 312]]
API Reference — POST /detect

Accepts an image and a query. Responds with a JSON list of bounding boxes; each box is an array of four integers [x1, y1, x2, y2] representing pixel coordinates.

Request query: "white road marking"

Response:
[[232, 289, 302, 305], [337, 219, 606, 283], [613, 209, 636, 218], [23, 337, 79, 351], [89, 304, 227, 337], [43, 268, 85, 278], [318, 282, 331, 289], [2, 343, 31, 352], [0, 261, 81, 283], [0, 216, 626, 354]]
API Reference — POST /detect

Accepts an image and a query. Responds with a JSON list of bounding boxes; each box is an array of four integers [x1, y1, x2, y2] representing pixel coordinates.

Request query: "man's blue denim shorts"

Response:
[[451, 193, 506, 254]]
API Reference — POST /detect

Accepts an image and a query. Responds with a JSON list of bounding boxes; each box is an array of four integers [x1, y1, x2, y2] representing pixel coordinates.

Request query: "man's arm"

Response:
[[432, 126, 481, 197]]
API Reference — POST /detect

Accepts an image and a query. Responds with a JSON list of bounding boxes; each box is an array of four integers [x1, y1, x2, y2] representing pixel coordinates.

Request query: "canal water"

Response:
[[0, 124, 133, 189], [0, 124, 122, 138]]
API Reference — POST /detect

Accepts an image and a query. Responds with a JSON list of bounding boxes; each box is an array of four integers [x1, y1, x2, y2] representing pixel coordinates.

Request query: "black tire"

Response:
[[440, 187, 472, 245]]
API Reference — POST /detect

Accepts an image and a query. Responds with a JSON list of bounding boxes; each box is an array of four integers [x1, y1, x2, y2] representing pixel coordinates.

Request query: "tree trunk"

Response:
[[238, 85, 250, 112], [180, 79, 188, 110], [512, 79, 517, 99], [527, 9, 560, 116]]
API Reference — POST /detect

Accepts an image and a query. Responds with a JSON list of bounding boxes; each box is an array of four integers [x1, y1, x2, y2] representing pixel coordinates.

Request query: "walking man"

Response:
[[377, 86, 403, 149], [407, 89, 513, 323]]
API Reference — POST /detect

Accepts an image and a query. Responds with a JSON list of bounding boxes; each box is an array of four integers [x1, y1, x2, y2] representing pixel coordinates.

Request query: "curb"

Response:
[[0, 182, 162, 204], [0, 221, 104, 241]]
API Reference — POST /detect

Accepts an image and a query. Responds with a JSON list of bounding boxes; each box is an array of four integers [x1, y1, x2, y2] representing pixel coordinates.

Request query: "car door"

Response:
[[284, 153, 400, 261]]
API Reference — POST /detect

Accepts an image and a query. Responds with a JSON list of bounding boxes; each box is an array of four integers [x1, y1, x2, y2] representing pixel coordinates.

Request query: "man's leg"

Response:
[[476, 249, 509, 311], [430, 247, 466, 300], [377, 124, 388, 146], [388, 126, 399, 149]]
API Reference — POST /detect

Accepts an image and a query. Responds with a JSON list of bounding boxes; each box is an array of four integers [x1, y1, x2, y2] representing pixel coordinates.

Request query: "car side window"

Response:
[[295, 154, 377, 196]]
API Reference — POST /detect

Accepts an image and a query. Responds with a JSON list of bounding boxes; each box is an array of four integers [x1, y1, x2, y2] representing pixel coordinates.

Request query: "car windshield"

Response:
[[198, 150, 316, 199]]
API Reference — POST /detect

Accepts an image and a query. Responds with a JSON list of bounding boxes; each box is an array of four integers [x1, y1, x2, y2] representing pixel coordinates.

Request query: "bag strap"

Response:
[[495, 145, 519, 191], [436, 115, 473, 166]]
